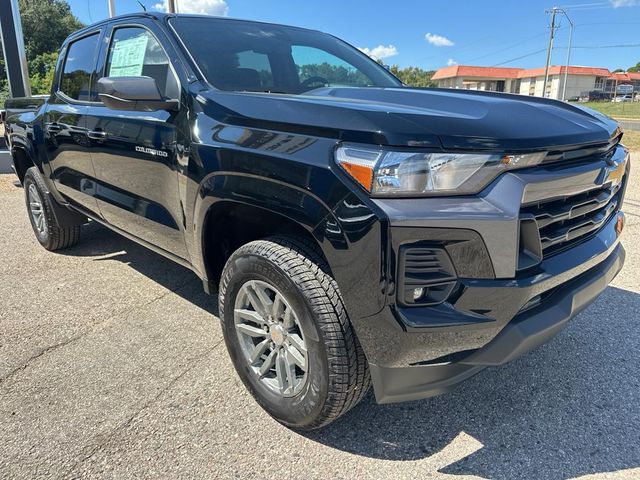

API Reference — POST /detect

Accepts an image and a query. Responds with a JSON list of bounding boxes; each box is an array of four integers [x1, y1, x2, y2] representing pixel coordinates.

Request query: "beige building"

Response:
[[432, 66, 523, 93], [517, 66, 611, 99], [432, 64, 639, 100]]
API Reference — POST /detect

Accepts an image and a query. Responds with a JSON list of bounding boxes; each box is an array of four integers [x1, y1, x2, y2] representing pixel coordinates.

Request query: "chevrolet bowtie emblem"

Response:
[[606, 161, 625, 186]]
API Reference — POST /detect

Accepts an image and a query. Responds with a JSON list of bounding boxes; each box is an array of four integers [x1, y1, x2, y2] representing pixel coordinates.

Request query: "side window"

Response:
[[204, 49, 273, 91], [60, 33, 100, 101], [237, 50, 274, 89], [105, 27, 178, 99], [291, 45, 372, 87]]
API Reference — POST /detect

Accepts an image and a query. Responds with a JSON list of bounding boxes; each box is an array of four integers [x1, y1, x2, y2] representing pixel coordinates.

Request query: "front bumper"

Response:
[[369, 240, 624, 403], [348, 145, 629, 404]]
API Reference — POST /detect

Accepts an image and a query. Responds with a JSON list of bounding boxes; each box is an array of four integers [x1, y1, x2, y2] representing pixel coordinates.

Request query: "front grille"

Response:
[[520, 181, 622, 259]]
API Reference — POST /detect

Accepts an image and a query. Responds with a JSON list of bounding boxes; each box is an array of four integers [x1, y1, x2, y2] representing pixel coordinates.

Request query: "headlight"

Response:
[[335, 145, 547, 196]]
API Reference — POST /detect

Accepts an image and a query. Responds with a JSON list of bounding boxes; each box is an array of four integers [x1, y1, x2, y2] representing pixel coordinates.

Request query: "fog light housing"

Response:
[[398, 244, 457, 306]]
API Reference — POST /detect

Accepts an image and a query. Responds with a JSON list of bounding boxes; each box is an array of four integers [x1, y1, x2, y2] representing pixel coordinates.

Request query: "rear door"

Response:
[[44, 30, 102, 216], [85, 20, 189, 259]]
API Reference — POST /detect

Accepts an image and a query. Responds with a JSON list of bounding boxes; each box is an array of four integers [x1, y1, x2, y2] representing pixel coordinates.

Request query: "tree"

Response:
[[628, 62, 640, 73], [389, 65, 437, 88], [16, 0, 83, 61], [0, 0, 83, 106], [299, 63, 370, 86], [29, 52, 59, 95]]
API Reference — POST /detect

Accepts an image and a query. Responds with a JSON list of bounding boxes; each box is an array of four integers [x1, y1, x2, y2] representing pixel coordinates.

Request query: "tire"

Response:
[[23, 167, 81, 251], [219, 236, 371, 430]]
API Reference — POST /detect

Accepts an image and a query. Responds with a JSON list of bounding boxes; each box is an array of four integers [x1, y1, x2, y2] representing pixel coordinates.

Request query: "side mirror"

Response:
[[97, 76, 179, 112]]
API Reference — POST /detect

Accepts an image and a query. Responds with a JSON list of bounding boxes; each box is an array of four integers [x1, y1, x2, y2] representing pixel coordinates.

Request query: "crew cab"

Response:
[[4, 13, 629, 430]]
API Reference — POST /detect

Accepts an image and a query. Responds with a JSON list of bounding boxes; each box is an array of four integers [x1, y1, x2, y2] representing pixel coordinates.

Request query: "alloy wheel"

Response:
[[234, 280, 308, 397], [28, 183, 47, 238]]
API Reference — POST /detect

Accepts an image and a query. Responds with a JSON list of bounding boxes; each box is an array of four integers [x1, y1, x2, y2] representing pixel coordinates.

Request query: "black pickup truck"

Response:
[[4, 13, 629, 430]]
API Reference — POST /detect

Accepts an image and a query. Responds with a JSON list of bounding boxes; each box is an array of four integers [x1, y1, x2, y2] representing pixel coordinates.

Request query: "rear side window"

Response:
[[60, 33, 100, 101], [105, 27, 179, 99]]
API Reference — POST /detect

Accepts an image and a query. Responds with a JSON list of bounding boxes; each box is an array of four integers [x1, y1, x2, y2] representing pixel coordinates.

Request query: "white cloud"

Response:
[[152, 0, 229, 15], [425, 33, 454, 47], [610, 0, 639, 6], [447, 58, 457, 66], [358, 44, 399, 60]]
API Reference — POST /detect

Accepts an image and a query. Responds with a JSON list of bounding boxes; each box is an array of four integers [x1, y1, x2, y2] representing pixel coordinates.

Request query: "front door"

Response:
[[86, 24, 188, 259]]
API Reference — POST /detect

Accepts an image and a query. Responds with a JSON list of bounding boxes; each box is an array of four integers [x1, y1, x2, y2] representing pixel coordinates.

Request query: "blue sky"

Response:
[[67, 0, 640, 71]]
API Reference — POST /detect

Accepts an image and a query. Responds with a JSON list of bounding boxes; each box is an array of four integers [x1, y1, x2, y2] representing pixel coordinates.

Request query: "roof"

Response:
[[74, 12, 323, 37], [610, 71, 640, 82], [517, 66, 611, 78], [431, 64, 615, 81], [431, 65, 524, 80], [71, 12, 160, 37]]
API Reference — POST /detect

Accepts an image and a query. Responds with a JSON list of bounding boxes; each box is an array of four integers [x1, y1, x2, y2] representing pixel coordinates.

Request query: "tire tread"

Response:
[[219, 235, 370, 430], [25, 167, 81, 251]]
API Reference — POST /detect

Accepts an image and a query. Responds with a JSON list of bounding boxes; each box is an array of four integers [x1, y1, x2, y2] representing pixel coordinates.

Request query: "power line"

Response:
[[491, 48, 548, 67], [556, 43, 640, 48], [413, 33, 495, 63], [557, 1, 610, 8], [459, 31, 551, 64], [575, 21, 640, 26], [557, 2, 621, 10]]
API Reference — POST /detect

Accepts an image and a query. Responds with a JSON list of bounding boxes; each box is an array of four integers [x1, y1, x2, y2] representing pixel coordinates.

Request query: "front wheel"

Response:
[[218, 236, 370, 430], [23, 167, 80, 251]]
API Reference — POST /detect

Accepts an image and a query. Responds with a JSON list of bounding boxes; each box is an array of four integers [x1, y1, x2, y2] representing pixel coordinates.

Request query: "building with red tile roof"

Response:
[[432, 64, 639, 100]]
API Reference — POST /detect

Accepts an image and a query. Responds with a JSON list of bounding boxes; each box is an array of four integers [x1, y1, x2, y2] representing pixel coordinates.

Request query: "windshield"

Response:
[[169, 16, 402, 94]]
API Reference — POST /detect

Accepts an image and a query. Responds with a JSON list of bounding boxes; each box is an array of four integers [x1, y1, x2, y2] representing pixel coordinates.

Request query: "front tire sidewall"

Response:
[[23, 171, 51, 248], [221, 253, 330, 428]]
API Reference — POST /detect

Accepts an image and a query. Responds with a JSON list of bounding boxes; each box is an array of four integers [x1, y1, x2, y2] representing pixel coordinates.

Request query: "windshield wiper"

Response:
[[242, 89, 289, 94]]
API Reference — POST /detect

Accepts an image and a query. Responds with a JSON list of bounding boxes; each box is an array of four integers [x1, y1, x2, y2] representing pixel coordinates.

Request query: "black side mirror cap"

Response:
[[97, 76, 179, 112]]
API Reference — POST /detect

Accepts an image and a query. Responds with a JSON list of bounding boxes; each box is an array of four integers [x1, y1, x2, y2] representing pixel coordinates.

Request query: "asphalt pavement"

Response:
[[618, 119, 640, 132], [0, 156, 639, 479]]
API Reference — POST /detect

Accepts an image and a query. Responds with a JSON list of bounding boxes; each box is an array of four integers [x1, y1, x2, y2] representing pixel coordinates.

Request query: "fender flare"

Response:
[[191, 172, 348, 281]]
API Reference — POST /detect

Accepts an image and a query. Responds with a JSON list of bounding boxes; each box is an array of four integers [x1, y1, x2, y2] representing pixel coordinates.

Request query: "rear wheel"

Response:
[[23, 167, 81, 251], [219, 236, 370, 430]]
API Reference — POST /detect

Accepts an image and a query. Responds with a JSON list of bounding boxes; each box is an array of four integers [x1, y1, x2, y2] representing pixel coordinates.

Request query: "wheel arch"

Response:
[[10, 144, 38, 184], [191, 172, 387, 321], [198, 199, 331, 291]]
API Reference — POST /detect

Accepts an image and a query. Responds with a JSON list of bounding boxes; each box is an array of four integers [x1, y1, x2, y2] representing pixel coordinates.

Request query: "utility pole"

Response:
[[167, 0, 176, 13], [542, 7, 558, 98], [560, 10, 573, 101], [108, 0, 115, 17]]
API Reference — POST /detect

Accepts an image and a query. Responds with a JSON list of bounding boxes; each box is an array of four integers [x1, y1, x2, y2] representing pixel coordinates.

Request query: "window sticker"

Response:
[[109, 34, 149, 77]]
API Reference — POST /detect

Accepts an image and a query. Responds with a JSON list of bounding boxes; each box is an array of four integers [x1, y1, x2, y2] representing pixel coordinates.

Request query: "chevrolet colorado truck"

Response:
[[4, 13, 629, 430]]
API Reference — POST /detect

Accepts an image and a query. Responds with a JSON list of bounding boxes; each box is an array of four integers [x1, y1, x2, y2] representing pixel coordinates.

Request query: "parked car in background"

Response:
[[579, 90, 610, 102], [3, 13, 630, 430], [612, 94, 633, 103]]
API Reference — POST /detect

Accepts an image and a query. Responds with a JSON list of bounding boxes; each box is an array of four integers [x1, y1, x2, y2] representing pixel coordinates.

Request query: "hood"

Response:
[[198, 86, 619, 151]]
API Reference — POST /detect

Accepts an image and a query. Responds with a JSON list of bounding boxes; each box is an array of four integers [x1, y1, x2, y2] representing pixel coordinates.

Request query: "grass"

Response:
[[622, 130, 640, 152], [580, 101, 640, 119]]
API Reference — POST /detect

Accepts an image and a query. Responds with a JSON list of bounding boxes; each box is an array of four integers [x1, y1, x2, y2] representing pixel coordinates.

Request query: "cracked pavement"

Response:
[[0, 155, 639, 480]]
